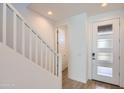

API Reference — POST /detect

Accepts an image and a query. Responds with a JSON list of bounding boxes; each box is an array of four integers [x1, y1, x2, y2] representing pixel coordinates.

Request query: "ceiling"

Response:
[[28, 3, 124, 22]]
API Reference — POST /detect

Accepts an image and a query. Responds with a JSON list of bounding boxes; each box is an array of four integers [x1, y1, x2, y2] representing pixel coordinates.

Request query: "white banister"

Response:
[[55, 55, 58, 76], [37, 38, 42, 66], [31, 33, 36, 63], [29, 29, 32, 60], [1, 3, 61, 78], [58, 54, 62, 88], [0, 4, 3, 42], [30, 31, 33, 61], [2, 3, 6, 45], [49, 51, 52, 73], [45, 47, 48, 70], [40, 40, 43, 67], [35, 36, 38, 64], [52, 53, 55, 74], [22, 21, 25, 56], [13, 12, 17, 50], [48, 49, 51, 71]]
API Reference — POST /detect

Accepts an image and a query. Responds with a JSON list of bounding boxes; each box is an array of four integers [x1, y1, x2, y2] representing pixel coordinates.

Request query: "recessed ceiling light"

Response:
[[48, 11, 53, 15], [101, 3, 108, 7]]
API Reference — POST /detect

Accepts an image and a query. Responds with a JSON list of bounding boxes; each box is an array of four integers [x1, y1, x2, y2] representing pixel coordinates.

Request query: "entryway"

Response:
[[57, 18, 121, 88], [62, 68, 121, 89], [92, 18, 120, 85]]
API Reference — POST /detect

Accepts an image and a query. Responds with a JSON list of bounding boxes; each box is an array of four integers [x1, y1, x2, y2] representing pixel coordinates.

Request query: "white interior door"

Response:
[[92, 18, 120, 85]]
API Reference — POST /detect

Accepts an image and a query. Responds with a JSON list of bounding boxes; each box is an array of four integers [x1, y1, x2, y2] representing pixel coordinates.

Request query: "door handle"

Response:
[[92, 58, 95, 60], [92, 53, 95, 57], [92, 53, 95, 60]]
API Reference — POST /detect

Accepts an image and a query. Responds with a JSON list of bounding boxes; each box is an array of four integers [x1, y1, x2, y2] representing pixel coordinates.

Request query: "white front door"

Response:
[[92, 18, 120, 85]]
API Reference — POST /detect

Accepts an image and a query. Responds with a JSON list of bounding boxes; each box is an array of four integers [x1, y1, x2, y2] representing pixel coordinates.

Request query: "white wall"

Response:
[[68, 13, 88, 83], [0, 43, 61, 89], [88, 9, 124, 87], [12, 4, 55, 49], [57, 13, 88, 83]]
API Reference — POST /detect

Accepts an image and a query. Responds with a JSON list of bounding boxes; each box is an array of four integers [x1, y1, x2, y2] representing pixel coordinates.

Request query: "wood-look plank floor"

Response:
[[62, 68, 122, 89]]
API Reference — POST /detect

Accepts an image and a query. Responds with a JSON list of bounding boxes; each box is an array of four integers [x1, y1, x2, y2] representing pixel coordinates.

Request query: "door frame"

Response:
[[87, 17, 120, 86], [55, 25, 69, 71]]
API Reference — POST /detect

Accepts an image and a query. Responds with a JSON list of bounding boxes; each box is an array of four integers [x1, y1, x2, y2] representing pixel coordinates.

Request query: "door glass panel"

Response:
[[96, 24, 113, 77], [97, 66, 112, 77], [97, 53, 112, 62], [98, 34, 112, 39], [97, 39, 112, 48], [98, 24, 112, 35], [97, 24, 113, 49]]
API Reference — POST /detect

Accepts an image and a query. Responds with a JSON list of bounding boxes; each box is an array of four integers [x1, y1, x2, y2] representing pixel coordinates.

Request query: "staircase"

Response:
[[0, 3, 62, 88]]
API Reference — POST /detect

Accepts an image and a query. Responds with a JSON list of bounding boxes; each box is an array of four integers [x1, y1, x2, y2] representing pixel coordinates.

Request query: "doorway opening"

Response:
[[57, 25, 69, 71], [56, 25, 69, 85]]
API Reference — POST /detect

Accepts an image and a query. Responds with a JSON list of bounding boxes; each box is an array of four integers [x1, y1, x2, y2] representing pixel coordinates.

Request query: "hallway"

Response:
[[62, 68, 122, 89], [0, 3, 124, 89]]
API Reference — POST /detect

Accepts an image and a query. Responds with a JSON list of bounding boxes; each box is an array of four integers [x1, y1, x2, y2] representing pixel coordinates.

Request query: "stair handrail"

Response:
[[7, 3, 58, 56]]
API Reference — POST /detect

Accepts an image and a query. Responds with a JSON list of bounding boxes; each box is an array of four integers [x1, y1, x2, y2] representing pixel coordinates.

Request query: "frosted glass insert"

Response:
[[97, 53, 112, 61], [97, 39, 112, 48], [97, 66, 112, 77], [0, 4, 3, 42], [98, 34, 112, 39], [97, 24, 113, 49], [6, 6, 14, 49]]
